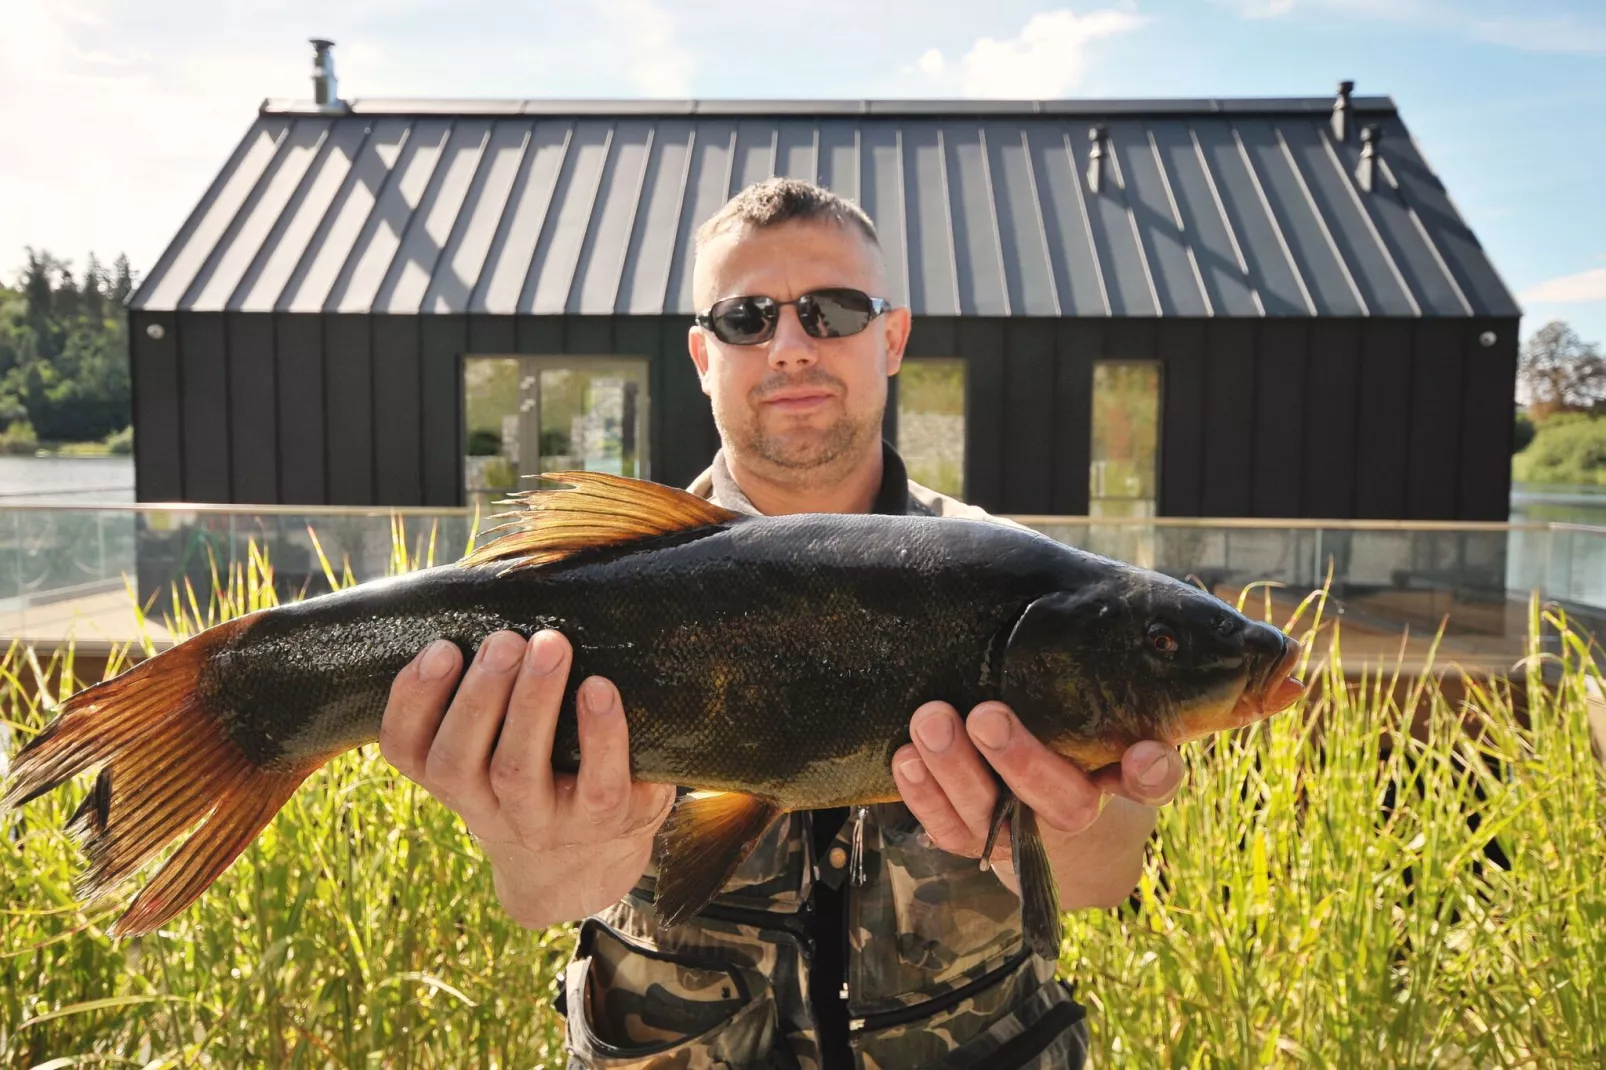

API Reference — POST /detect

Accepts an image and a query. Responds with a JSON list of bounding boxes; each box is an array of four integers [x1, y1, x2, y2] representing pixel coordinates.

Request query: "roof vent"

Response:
[[1356, 124, 1383, 191], [1331, 80, 1354, 142], [1087, 124, 1109, 194], [310, 38, 342, 109]]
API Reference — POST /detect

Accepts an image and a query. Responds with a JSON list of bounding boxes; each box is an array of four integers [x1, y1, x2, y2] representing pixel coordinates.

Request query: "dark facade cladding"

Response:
[[127, 96, 1521, 519]]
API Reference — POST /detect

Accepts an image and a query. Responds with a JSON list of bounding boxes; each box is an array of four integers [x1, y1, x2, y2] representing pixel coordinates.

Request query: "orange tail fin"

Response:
[[2, 619, 321, 936]]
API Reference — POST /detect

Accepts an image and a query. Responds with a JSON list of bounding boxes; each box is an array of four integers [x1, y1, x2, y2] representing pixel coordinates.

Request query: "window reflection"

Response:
[[897, 359, 966, 499], [1089, 361, 1161, 519]]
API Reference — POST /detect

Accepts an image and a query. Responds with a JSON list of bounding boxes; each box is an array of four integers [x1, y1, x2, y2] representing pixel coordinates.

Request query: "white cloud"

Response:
[[1219, 0, 1606, 54], [1521, 267, 1606, 305], [912, 8, 1150, 99]]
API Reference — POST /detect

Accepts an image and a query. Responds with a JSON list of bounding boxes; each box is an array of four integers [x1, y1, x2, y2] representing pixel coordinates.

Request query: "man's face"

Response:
[[689, 220, 911, 479]]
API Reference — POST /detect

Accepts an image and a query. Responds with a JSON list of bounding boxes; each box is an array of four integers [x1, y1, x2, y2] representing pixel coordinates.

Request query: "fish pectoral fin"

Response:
[[1013, 805, 1065, 959], [980, 787, 1016, 873], [652, 792, 782, 927], [459, 471, 740, 574]]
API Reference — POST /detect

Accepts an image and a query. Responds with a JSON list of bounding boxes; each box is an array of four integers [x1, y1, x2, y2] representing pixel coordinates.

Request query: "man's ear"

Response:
[[687, 326, 712, 397], [883, 306, 911, 377]]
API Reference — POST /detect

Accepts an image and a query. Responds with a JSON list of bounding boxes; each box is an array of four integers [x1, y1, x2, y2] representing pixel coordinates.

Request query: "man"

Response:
[[378, 178, 1184, 1068]]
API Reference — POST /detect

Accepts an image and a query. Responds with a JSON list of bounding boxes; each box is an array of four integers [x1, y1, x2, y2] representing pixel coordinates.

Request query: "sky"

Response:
[[2, 0, 1602, 346]]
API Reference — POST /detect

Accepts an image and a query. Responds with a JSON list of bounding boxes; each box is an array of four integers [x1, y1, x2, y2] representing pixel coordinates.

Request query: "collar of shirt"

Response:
[[700, 440, 913, 518]]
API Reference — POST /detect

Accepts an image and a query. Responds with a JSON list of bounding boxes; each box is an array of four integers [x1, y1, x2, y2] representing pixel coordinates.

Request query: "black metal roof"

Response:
[[130, 96, 1519, 319]]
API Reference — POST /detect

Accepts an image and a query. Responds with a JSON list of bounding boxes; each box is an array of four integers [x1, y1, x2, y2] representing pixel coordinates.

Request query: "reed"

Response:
[[2, 538, 1601, 1067]]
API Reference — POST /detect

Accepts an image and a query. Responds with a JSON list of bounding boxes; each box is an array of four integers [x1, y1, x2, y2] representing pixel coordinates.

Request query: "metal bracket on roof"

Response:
[[1087, 124, 1109, 194], [1332, 80, 1354, 142], [1356, 124, 1383, 192]]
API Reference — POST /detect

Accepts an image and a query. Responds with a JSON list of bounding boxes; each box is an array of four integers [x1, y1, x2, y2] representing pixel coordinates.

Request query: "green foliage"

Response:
[[105, 424, 134, 455], [0, 418, 38, 455], [1512, 412, 1606, 484], [0, 249, 135, 444], [1512, 409, 1535, 454], [466, 427, 502, 456]]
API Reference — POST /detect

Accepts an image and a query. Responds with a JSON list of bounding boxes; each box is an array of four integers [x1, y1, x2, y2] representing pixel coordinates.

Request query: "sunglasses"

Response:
[[695, 288, 893, 346]]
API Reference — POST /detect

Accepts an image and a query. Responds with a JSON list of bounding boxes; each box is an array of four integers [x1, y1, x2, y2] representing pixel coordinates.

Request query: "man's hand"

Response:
[[379, 629, 675, 930], [891, 701, 1183, 909]]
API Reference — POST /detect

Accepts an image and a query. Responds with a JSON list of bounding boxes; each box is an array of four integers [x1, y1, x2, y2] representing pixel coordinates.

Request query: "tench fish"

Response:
[[3, 472, 1303, 956]]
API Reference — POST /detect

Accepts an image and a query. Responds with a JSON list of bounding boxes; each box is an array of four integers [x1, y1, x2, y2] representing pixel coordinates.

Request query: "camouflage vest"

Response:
[[556, 446, 1089, 1070]]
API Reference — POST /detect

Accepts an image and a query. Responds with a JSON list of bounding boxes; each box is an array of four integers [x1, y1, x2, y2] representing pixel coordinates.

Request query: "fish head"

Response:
[[998, 568, 1304, 771]]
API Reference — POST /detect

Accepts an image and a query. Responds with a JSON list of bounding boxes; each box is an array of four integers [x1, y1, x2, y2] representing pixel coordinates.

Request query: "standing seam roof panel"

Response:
[[1068, 126, 1156, 316], [424, 120, 532, 315], [279, 118, 412, 313], [525, 121, 614, 315], [1109, 120, 1207, 316], [572, 120, 654, 314], [903, 122, 960, 317], [1192, 124, 1306, 315], [1024, 126, 1107, 316], [327, 118, 453, 314], [777, 120, 817, 182], [186, 121, 328, 312], [1148, 122, 1258, 316], [233, 119, 365, 312], [945, 122, 1010, 316], [860, 124, 910, 310], [731, 120, 778, 196], [987, 122, 1061, 317], [379, 119, 494, 314], [472, 120, 572, 315], [138, 119, 291, 311], [817, 121, 859, 204], [616, 120, 693, 315]]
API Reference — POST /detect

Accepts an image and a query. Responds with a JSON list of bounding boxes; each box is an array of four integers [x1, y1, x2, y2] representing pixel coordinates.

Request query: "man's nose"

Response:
[[765, 305, 818, 370]]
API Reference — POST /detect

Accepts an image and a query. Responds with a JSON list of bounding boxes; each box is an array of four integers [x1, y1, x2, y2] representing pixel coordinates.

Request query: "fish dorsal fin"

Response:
[[460, 471, 740, 574]]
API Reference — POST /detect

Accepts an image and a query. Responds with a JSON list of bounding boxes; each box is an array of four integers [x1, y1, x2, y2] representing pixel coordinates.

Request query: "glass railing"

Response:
[[3, 502, 1601, 671]]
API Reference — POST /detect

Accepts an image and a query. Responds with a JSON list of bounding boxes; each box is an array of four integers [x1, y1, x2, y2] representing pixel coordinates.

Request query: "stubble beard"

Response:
[[715, 371, 882, 489]]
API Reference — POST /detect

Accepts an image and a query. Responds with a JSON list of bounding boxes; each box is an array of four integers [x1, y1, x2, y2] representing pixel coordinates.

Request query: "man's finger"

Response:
[[488, 630, 572, 824], [423, 631, 526, 817], [910, 702, 996, 846], [891, 743, 976, 856], [965, 702, 1103, 836], [1101, 740, 1184, 806], [570, 676, 635, 828], [378, 640, 463, 783]]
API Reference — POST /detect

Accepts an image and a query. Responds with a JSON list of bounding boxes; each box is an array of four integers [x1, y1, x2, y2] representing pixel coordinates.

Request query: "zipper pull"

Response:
[[849, 805, 870, 886]]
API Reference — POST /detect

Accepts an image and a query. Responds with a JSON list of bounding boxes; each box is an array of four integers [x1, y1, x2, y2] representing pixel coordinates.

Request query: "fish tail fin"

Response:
[[2, 618, 319, 937]]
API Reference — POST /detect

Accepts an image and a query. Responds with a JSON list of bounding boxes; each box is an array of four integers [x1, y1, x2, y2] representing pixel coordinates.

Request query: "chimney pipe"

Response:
[[310, 38, 340, 108], [1356, 124, 1383, 192], [1332, 79, 1354, 142], [1087, 124, 1109, 194]]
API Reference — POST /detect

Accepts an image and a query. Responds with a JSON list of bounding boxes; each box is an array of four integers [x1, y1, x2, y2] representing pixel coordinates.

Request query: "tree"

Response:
[[1519, 320, 1606, 419]]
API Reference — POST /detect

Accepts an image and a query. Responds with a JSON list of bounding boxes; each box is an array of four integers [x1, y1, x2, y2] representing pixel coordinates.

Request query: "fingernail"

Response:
[[913, 708, 954, 753], [527, 630, 565, 675], [418, 640, 457, 681], [579, 677, 616, 716], [1139, 752, 1180, 790], [480, 632, 524, 674], [969, 706, 1012, 750], [897, 757, 928, 785]]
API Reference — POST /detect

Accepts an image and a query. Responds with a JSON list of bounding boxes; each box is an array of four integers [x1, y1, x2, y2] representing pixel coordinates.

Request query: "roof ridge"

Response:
[[258, 96, 1401, 119]]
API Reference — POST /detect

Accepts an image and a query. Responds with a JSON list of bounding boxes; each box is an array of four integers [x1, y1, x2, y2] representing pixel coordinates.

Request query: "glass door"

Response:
[[1089, 361, 1161, 519], [463, 356, 649, 513]]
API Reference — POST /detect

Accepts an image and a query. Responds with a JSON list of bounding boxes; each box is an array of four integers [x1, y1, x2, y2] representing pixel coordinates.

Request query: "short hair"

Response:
[[694, 177, 880, 251]]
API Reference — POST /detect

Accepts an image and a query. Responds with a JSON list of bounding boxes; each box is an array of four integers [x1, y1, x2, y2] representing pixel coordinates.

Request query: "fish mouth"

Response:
[[1236, 633, 1306, 723]]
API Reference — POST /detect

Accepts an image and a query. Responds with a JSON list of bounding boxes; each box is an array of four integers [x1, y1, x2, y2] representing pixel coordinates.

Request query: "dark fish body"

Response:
[[3, 473, 1303, 949]]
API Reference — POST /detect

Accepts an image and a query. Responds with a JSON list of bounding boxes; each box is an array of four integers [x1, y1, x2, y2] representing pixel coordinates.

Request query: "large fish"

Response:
[[2, 473, 1303, 955]]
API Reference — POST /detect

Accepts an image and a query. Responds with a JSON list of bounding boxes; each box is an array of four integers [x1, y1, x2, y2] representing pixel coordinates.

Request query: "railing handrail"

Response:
[[2, 500, 1605, 537]]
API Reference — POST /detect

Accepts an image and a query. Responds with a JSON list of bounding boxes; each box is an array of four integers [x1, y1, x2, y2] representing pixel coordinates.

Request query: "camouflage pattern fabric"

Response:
[[555, 446, 1089, 1068]]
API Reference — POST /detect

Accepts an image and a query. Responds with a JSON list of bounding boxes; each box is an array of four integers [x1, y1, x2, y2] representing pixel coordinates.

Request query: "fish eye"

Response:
[[1216, 615, 1235, 636], [1147, 623, 1179, 655]]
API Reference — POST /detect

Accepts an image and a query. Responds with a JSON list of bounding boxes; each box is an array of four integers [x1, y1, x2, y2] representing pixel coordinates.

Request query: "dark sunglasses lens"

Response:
[[710, 297, 775, 344], [800, 289, 875, 338]]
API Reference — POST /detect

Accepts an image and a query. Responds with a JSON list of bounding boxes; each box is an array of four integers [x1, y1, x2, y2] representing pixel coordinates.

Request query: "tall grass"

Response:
[[2, 540, 1603, 1067]]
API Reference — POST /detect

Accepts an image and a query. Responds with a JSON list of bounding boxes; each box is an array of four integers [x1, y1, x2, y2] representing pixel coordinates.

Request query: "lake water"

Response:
[[0, 456, 135, 503]]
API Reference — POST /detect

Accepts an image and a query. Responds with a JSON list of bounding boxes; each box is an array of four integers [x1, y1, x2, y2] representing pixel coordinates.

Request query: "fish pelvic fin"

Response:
[[460, 471, 740, 575], [1014, 805, 1065, 960], [652, 792, 782, 928], [1, 619, 322, 937]]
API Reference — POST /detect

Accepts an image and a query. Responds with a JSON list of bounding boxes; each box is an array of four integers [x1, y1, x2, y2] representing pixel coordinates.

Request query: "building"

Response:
[[128, 58, 1521, 520]]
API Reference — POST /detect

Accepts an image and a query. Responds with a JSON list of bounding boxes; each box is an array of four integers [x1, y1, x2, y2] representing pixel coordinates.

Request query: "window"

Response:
[[897, 359, 966, 498], [463, 356, 649, 512], [1089, 361, 1161, 518]]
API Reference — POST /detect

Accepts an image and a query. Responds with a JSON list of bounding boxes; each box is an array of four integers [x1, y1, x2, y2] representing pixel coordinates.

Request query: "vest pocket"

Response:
[[562, 921, 781, 1069]]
